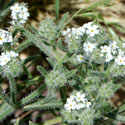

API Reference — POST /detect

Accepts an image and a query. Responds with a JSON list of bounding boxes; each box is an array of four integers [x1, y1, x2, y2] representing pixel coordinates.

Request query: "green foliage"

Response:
[[23, 99, 63, 110], [0, 0, 16, 23], [0, 102, 15, 121], [0, 1, 124, 124]]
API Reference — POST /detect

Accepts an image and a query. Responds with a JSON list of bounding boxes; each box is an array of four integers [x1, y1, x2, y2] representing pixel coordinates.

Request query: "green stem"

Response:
[[54, 0, 59, 19], [8, 75, 17, 104], [59, 87, 66, 103]]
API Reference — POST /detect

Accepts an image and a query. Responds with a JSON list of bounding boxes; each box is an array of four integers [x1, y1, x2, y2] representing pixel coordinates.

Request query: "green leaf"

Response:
[[0, 102, 15, 121], [54, 0, 59, 19], [37, 66, 48, 77], [66, 69, 77, 78], [14, 118, 20, 125], [57, 39, 68, 52], [43, 117, 62, 125], [77, 12, 98, 19], [26, 76, 44, 87], [21, 27, 56, 59], [23, 55, 40, 65], [119, 104, 125, 113], [23, 100, 63, 110], [58, 12, 69, 31], [20, 84, 46, 105], [108, 27, 120, 42], [29, 121, 37, 125], [16, 39, 32, 53], [0, 86, 13, 106]]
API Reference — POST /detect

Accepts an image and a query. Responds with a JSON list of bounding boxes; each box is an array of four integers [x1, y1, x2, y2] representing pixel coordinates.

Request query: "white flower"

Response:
[[10, 3, 30, 25], [83, 42, 96, 53], [0, 53, 11, 66], [64, 101, 76, 111], [7, 51, 19, 58], [76, 55, 84, 63], [83, 22, 93, 29], [110, 41, 118, 50], [76, 103, 85, 110], [86, 25, 99, 37], [105, 53, 113, 62], [115, 55, 125, 65], [78, 27, 85, 34], [11, 12, 18, 20], [0, 30, 13, 45], [19, 10, 30, 20], [118, 49, 124, 56], [76, 92, 85, 102], [101, 45, 111, 53], [10, 3, 21, 13], [0, 33, 7, 45], [86, 102, 91, 108]]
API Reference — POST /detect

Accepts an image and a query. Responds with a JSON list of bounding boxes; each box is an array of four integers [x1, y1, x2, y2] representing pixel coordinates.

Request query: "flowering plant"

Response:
[[0, 2, 125, 125]]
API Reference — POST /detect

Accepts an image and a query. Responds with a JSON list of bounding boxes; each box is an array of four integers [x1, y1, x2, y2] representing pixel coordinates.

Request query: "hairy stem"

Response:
[[8, 75, 17, 104]]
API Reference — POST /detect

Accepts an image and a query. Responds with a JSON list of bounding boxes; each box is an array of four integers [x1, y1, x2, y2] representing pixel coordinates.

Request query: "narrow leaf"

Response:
[[37, 66, 48, 77]]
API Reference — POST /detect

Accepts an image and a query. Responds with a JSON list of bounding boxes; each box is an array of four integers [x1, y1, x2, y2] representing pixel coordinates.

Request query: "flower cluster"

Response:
[[10, 3, 30, 25], [45, 70, 67, 88], [0, 51, 19, 66], [100, 41, 125, 65], [0, 29, 13, 45], [63, 22, 99, 38], [64, 91, 91, 111], [38, 19, 58, 43], [62, 22, 99, 53]]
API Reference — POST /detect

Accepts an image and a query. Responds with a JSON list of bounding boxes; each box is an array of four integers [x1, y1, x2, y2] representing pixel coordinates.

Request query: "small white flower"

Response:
[[101, 45, 111, 53], [83, 42, 96, 54], [10, 3, 21, 13], [8, 51, 19, 58], [100, 53, 104, 57], [11, 12, 18, 20], [110, 41, 118, 50], [19, 11, 30, 20], [0, 54, 11, 66], [118, 49, 124, 56], [0, 33, 7, 45], [83, 22, 93, 29], [76, 92, 85, 102], [76, 55, 84, 63], [86, 25, 99, 37], [86, 102, 91, 108], [78, 27, 85, 34], [105, 53, 113, 62], [64, 101, 76, 111], [76, 103, 85, 110], [115, 55, 125, 65]]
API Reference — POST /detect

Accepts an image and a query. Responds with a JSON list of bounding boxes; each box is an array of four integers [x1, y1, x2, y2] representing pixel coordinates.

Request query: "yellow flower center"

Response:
[[4, 59, 7, 63], [80, 57, 84, 60], [120, 60, 122, 62], [0, 37, 3, 40], [69, 104, 72, 107], [78, 97, 81, 100], [91, 29, 94, 32], [88, 46, 91, 48]]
